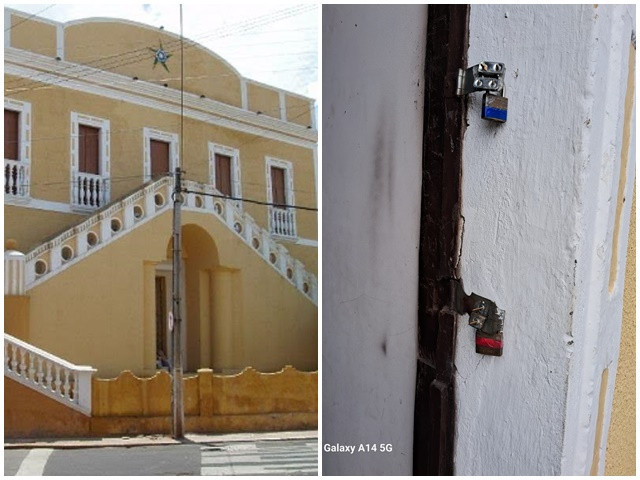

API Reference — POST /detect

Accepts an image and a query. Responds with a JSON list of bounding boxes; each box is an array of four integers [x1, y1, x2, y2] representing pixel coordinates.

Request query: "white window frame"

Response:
[[265, 156, 296, 238], [143, 127, 179, 182], [209, 142, 241, 208], [4, 98, 32, 199], [70, 112, 110, 209]]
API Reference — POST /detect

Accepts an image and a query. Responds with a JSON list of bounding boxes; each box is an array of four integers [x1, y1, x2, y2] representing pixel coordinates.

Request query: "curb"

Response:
[[4, 430, 318, 450]]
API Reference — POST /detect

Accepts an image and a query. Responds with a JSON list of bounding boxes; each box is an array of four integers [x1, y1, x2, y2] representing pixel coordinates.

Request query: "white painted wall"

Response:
[[321, 5, 426, 475], [456, 4, 636, 475]]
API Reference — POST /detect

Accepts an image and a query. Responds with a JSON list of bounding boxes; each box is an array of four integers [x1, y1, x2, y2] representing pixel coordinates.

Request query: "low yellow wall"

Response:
[[5, 366, 317, 438]]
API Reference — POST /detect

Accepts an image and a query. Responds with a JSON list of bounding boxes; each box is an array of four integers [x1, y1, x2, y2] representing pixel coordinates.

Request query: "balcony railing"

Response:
[[270, 206, 297, 238], [73, 172, 109, 209], [4, 333, 96, 415], [4, 159, 29, 198]]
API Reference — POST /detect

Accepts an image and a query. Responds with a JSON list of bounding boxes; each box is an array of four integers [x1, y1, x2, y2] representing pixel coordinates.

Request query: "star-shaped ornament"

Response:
[[149, 41, 172, 72]]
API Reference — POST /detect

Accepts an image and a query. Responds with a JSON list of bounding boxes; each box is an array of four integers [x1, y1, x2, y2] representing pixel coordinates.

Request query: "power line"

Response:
[[181, 188, 317, 212], [4, 4, 316, 91], [4, 5, 55, 32]]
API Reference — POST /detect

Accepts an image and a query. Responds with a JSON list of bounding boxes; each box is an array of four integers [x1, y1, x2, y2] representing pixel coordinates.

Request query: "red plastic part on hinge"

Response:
[[475, 332, 503, 356]]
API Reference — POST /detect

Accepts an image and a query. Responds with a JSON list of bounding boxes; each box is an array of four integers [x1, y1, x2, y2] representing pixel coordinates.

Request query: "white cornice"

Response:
[[5, 48, 317, 149]]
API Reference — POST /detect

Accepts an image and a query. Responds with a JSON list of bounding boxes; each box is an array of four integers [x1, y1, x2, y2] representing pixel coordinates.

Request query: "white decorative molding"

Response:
[[279, 91, 287, 121], [70, 112, 110, 209], [295, 238, 318, 247], [5, 196, 76, 214], [241, 79, 248, 110], [22, 175, 316, 305], [5, 249, 26, 295], [265, 156, 297, 239], [5, 48, 317, 150], [143, 127, 179, 182], [56, 23, 64, 60], [4, 9, 10, 48], [208, 142, 241, 209]]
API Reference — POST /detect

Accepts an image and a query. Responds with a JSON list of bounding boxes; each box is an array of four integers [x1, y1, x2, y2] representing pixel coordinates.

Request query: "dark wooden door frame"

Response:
[[413, 5, 469, 476]]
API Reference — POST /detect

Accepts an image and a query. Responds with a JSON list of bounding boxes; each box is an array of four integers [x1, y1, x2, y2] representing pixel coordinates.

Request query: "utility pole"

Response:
[[171, 166, 184, 439], [170, 3, 186, 440]]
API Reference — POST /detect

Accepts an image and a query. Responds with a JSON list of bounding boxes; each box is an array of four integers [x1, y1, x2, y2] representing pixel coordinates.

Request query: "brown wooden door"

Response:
[[155, 276, 167, 357], [150, 139, 170, 177], [271, 166, 286, 207], [215, 153, 232, 196], [4, 109, 19, 161], [79, 125, 100, 174]]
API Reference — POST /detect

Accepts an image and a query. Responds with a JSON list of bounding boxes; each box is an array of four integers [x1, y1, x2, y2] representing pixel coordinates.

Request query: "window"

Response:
[[5, 109, 19, 161], [209, 142, 241, 206], [78, 125, 100, 174], [215, 153, 232, 196], [71, 113, 110, 209], [4, 99, 31, 198], [266, 156, 296, 238], [144, 128, 178, 182], [271, 166, 286, 207]]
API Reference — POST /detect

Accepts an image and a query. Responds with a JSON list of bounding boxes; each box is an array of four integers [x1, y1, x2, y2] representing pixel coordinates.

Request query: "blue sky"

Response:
[[5, 3, 319, 98]]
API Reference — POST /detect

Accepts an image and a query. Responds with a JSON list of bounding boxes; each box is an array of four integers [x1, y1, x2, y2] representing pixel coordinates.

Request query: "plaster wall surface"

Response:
[[455, 4, 635, 475], [322, 5, 426, 475], [25, 209, 317, 377]]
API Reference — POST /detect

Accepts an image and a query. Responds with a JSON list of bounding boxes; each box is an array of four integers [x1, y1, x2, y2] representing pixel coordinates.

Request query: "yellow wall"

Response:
[[605, 189, 636, 475], [5, 205, 86, 252], [64, 22, 242, 107], [286, 94, 313, 127], [4, 296, 30, 340], [5, 73, 317, 266], [25, 209, 317, 378], [9, 13, 57, 58], [5, 367, 317, 438], [247, 82, 281, 119]]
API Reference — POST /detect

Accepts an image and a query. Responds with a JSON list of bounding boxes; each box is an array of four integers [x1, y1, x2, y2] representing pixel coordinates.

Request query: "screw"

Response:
[[488, 80, 497, 89], [493, 64, 502, 72], [474, 79, 483, 88]]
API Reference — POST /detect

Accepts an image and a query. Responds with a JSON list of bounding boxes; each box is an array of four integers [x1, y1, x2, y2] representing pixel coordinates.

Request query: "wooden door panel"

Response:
[[215, 153, 232, 196], [151, 140, 170, 177], [271, 166, 286, 207], [4, 110, 19, 160]]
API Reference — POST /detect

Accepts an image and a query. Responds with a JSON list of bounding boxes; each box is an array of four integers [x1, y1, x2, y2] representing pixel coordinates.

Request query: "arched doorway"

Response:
[[160, 223, 223, 372]]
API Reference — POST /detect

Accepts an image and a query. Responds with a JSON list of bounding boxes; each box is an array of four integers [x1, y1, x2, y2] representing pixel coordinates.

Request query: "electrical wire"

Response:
[[181, 188, 317, 212], [5, 4, 317, 91], [4, 5, 55, 32]]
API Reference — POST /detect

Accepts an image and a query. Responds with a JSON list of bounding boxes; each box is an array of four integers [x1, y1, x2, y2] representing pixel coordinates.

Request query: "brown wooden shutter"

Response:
[[4, 110, 19, 161], [271, 166, 286, 207], [79, 125, 100, 174], [215, 153, 232, 196], [150, 140, 170, 177]]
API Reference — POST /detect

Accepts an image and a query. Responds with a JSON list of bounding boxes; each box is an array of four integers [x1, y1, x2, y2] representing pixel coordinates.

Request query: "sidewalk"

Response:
[[4, 430, 318, 450]]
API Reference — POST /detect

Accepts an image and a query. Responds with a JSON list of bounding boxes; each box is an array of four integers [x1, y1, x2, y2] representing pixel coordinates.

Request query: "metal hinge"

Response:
[[457, 61, 508, 123], [450, 278, 505, 356]]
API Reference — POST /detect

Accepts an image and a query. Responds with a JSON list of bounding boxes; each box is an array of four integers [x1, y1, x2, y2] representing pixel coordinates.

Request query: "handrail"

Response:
[[4, 333, 96, 415]]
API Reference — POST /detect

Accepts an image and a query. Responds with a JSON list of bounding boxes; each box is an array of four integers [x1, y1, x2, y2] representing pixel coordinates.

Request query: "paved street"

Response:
[[5, 433, 318, 476]]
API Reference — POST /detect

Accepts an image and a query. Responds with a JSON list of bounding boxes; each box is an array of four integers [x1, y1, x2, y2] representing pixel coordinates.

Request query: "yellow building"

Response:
[[4, 8, 318, 379]]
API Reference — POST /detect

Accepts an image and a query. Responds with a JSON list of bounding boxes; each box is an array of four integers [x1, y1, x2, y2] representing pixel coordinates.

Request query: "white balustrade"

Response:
[[72, 172, 108, 209], [4, 333, 96, 415], [23, 174, 317, 304], [4, 159, 29, 198], [270, 207, 297, 238]]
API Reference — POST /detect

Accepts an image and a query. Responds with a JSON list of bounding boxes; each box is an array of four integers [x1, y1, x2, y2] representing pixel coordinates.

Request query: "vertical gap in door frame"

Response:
[[413, 4, 469, 476]]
